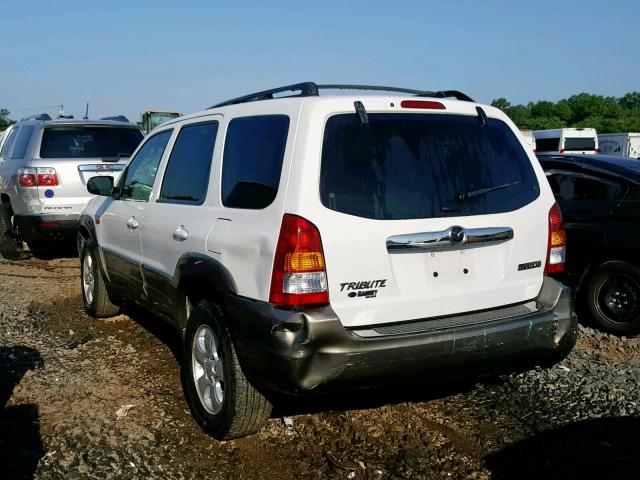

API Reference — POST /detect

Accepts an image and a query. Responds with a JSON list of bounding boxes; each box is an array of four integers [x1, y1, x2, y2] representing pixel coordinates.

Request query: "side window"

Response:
[[0, 127, 19, 159], [119, 130, 172, 202], [221, 115, 289, 209], [158, 121, 218, 204], [547, 172, 623, 201], [11, 125, 35, 159]]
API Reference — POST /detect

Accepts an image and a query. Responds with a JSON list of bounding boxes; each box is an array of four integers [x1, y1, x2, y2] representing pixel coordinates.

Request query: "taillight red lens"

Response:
[[37, 168, 59, 186], [17, 167, 59, 187], [18, 168, 38, 187], [545, 203, 566, 273], [269, 214, 329, 308], [400, 100, 446, 110]]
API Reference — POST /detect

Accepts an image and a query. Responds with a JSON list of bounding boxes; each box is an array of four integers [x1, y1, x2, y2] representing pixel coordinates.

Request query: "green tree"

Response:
[[0, 108, 14, 130]]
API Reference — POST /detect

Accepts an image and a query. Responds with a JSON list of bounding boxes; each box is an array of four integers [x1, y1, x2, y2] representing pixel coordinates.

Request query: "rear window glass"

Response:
[[536, 137, 560, 152], [221, 115, 289, 209], [40, 127, 143, 159], [564, 137, 596, 151], [320, 113, 539, 220], [11, 125, 34, 159]]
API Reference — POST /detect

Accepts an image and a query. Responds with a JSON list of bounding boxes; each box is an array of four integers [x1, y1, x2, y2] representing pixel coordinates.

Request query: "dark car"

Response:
[[538, 153, 640, 335]]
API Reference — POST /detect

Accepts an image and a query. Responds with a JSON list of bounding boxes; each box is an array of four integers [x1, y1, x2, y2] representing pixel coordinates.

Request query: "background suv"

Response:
[[78, 83, 577, 439], [0, 114, 143, 258]]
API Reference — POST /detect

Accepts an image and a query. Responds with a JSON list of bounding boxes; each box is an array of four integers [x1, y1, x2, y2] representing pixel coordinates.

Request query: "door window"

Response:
[[547, 172, 623, 201], [158, 121, 218, 204], [119, 130, 172, 202]]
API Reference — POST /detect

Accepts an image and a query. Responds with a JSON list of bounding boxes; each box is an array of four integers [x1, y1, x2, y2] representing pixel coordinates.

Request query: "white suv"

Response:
[[78, 83, 577, 439]]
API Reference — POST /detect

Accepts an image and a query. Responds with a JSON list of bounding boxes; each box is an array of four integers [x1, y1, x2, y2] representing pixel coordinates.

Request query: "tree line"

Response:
[[3, 92, 640, 133], [491, 92, 640, 133]]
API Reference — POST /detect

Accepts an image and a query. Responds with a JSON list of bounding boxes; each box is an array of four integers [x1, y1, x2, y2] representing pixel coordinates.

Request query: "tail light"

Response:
[[37, 168, 59, 186], [17, 167, 59, 187], [18, 168, 38, 186], [545, 203, 566, 273], [269, 214, 329, 308]]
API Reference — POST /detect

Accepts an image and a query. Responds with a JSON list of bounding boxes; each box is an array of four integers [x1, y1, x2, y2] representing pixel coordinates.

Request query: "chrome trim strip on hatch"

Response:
[[78, 164, 126, 172], [386, 226, 514, 253]]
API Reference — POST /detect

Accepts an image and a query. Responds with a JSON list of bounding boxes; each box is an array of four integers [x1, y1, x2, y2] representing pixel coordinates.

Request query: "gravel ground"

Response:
[[0, 256, 639, 479]]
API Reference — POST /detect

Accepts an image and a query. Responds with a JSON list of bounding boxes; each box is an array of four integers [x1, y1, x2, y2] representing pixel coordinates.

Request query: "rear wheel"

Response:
[[0, 203, 24, 260], [80, 237, 120, 318], [182, 300, 272, 439], [585, 261, 640, 336]]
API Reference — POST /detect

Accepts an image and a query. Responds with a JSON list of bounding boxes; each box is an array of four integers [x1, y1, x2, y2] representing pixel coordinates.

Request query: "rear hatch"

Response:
[[32, 124, 143, 212], [315, 107, 549, 328]]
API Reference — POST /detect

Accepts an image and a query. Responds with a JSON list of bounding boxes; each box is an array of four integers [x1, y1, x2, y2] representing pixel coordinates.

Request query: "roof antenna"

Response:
[[84, 102, 89, 120]]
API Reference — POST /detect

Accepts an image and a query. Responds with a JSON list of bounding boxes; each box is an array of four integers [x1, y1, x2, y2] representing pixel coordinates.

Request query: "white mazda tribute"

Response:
[[77, 83, 577, 439]]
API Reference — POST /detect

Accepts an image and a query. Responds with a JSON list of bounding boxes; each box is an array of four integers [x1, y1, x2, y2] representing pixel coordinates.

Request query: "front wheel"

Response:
[[182, 300, 272, 440], [79, 237, 120, 318], [584, 260, 640, 336]]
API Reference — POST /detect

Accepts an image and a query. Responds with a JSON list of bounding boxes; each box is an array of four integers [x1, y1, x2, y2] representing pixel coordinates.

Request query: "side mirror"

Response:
[[87, 176, 114, 196]]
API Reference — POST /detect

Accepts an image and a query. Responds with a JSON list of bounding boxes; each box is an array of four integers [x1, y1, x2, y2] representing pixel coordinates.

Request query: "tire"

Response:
[[0, 203, 23, 260], [182, 300, 272, 440], [79, 237, 120, 318], [584, 260, 640, 336]]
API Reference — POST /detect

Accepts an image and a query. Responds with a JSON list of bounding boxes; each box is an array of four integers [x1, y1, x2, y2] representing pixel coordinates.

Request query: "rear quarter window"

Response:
[[11, 125, 35, 159], [536, 137, 561, 151], [320, 113, 540, 220], [221, 115, 289, 209]]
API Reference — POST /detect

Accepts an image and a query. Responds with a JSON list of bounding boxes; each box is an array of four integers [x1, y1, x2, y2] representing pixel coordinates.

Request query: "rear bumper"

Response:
[[14, 214, 79, 241], [227, 277, 577, 394]]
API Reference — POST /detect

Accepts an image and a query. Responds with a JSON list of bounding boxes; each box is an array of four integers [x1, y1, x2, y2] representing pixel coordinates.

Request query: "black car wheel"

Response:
[[0, 203, 24, 260], [585, 261, 640, 336]]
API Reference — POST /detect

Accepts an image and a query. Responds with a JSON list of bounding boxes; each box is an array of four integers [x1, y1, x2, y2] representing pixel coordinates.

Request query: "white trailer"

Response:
[[533, 128, 598, 154], [597, 133, 640, 158], [520, 129, 536, 152]]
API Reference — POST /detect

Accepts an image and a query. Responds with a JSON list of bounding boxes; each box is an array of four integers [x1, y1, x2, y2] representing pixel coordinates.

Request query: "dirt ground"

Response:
[[1, 256, 639, 480]]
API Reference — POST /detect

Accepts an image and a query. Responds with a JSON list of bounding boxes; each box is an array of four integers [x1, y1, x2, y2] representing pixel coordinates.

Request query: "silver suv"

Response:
[[0, 114, 143, 258]]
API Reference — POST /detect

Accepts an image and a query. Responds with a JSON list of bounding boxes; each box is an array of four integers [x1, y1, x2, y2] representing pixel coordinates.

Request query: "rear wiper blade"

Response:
[[102, 153, 131, 162], [456, 180, 522, 202], [441, 180, 523, 211]]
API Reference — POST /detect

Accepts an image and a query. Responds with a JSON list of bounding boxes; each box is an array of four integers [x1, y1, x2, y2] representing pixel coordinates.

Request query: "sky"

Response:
[[1, 0, 639, 122]]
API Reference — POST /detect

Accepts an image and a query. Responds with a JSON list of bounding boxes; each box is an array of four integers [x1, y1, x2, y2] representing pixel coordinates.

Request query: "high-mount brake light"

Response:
[[545, 203, 566, 273], [269, 214, 329, 308], [400, 100, 446, 110], [17, 167, 59, 187]]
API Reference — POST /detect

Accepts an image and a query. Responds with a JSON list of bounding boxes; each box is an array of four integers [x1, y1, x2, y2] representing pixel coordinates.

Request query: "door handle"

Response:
[[173, 225, 189, 242], [126, 217, 139, 230]]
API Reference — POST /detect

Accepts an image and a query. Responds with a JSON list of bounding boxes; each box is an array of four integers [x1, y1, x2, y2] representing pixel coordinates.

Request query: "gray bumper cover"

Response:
[[227, 276, 577, 394]]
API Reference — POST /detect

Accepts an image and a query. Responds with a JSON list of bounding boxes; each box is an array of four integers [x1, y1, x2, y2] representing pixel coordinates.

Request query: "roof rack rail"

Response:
[[209, 82, 474, 108], [210, 82, 319, 108], [101, 115, 130, 122], [20, 113, 52, 121], [317, 85, 474, 102]]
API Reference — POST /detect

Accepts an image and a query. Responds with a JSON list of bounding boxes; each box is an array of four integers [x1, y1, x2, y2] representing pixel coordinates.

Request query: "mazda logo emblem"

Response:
[[449, 226, 466, 244]]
